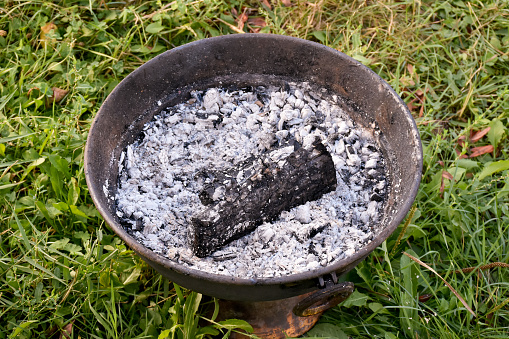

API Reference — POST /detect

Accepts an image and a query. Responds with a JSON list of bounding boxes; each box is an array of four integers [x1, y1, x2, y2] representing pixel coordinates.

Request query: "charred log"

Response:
[[190, 139, 337, 257]]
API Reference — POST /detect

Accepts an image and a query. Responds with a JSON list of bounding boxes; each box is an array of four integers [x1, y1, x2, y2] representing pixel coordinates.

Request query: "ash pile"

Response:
[[115, 82, 387, 278]]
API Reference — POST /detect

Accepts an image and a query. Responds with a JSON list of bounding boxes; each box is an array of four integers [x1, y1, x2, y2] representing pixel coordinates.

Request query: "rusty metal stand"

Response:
[[214, 281, 354, 339], [215, 292, 323, 339]]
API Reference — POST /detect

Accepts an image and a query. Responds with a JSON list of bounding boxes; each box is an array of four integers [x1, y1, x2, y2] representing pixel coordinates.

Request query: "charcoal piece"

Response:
[[293, 222, 330, 243], [211, 251, 237, 262], [309, 222, 329, 239], [308, 242, 318, 256], [190, 139, 337, 257]]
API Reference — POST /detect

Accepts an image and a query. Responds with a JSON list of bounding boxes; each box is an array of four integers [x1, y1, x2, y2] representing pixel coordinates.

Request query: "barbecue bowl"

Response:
[[84, 34, 422, 304]]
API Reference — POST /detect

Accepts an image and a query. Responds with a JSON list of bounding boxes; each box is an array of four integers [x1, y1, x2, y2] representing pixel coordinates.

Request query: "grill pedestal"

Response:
[[216, 293, 322, 339], [215, 281, 354, 338]]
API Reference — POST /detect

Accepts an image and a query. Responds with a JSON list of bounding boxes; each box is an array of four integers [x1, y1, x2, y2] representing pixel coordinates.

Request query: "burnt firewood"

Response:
[[189, 139, 337, 257]]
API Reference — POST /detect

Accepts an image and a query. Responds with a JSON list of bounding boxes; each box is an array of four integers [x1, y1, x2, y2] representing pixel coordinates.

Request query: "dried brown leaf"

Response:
[[407, 101, 418, 112], [411, 88, 426, 117], [46, 87, 68, 106], [406, 64, 419, 82], [455, 149, 468, 159], [469, 145, 494, 158], [248, 17, 267, 27], [52, 87, 68, 103], [419, 294, 433, 302], [415, 87, 429, 97], [470, 127, 491, 143], [442, 171, 454, 180], [261, 0, 272, 10], [457, 135, 466, 147], [59, 321, 73, 339], [439, 178, 445, 193], [237, 10, 249, 30], [281, 0, 292, 6]]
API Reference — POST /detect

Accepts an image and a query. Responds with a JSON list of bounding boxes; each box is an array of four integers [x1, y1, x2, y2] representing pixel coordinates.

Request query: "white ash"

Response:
[[115, 82, 387, 278]]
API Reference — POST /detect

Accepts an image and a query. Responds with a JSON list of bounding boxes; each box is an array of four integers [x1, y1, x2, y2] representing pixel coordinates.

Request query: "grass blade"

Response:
[[403, 252, 476, 318], [0, 133, 36, 144]]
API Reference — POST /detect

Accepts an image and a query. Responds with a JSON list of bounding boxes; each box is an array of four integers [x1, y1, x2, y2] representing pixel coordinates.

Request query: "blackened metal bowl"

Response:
[[84, 34, 422, 302]]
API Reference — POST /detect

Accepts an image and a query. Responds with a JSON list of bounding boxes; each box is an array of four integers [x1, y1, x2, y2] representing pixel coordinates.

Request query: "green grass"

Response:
[[0, 0, 508, 338]]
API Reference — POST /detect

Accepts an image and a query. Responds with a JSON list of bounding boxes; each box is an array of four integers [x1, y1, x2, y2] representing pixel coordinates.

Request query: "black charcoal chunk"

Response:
[[190, 139, 337, 257]]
